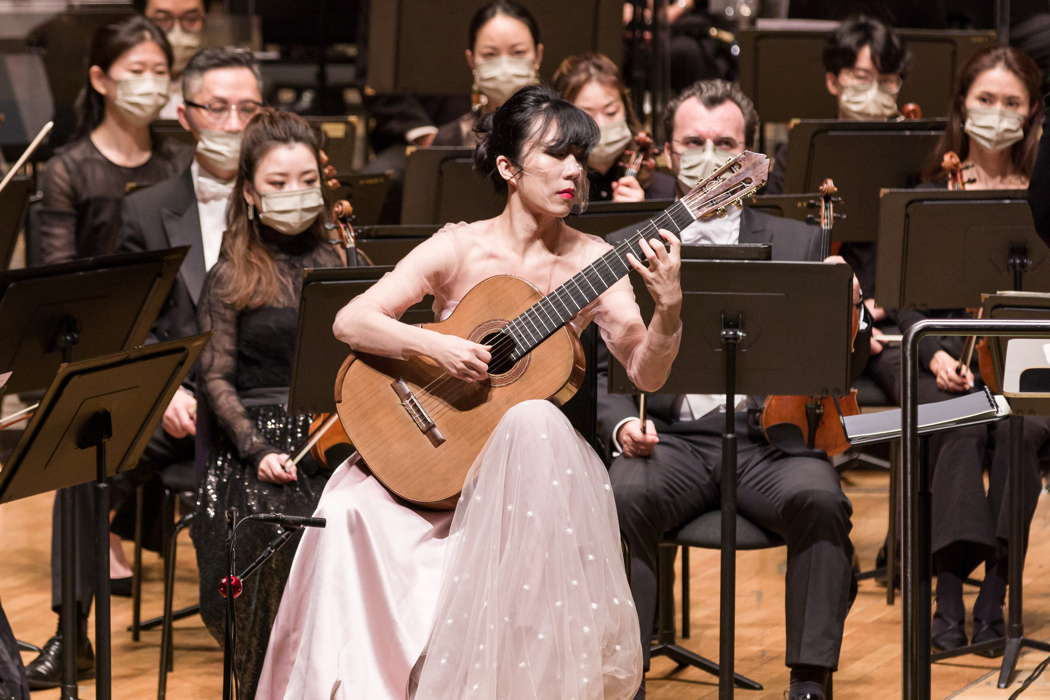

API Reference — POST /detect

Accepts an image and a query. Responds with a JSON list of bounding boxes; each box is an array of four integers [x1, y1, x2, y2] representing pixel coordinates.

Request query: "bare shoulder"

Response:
[[561, 222, 613, 257]]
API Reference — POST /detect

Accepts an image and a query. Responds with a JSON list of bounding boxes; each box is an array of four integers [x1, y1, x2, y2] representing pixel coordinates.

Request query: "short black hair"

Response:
[[474, 84, 598, 194], [133, 0, 211, 13], [181, 46, 262, 100], [823, 15, 909, 78], [467, 0, 540, 50]]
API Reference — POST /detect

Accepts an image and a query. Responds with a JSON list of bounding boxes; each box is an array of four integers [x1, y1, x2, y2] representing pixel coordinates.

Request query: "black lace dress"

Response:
[[191, 226, 343, 699]]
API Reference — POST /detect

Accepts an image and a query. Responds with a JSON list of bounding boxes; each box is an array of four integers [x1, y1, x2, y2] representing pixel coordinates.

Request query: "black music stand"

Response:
[[367, 0, 622, 95], [0, 175, 31, 270], [354, 225, 434, 265], [401, 147, 504, 225], [737, 27, 995, 123], [0, 248, 184, 698], [0, 248, 187, 394], [875, 189, 1050, 310], [610, 258, 854, 696], [0, 336, 208, 700], [782, 120, 945, 243], [289, 266, 433, 418]]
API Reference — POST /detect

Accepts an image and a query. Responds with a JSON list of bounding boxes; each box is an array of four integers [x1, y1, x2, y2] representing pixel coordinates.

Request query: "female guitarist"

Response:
[[257, 85, 683, 699]]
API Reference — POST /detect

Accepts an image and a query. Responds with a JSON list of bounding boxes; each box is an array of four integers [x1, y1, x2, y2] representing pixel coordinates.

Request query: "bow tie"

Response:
[[195, 176, 233, 204]]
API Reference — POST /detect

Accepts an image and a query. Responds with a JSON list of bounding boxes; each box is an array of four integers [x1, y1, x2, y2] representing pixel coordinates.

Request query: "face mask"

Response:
[[838, 82, 899, 121], [114, 73, 170, 125], [258, 186, 324, 235], [167, 26, 203, 76], [964, 105, 1026, 152], [196, 129, 242, 177], [473, 56, 537, 107], [676, 142, 734, 193], [588, 120, 632, 174]]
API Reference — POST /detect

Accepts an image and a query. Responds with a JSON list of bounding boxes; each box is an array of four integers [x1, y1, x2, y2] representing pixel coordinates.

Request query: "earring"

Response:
[[248, 202, 255, 219]]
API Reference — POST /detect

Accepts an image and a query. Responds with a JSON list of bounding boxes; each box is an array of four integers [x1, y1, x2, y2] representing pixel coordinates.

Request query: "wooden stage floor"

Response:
[[3, 468, 1050, 699]]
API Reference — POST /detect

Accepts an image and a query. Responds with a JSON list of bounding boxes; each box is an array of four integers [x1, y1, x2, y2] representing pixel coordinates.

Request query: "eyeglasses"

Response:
[[185, 100, 265, 120], [840, 68, 903, 94], [147, 10, 205, 33]]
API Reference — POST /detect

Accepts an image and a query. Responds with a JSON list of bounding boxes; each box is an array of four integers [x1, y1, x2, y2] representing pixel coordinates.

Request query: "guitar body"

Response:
[[334, 275, 585, 509]]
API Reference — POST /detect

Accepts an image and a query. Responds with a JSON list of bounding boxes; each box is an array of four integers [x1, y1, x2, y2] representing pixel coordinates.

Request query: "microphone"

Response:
[[246, 513, 326, 528]]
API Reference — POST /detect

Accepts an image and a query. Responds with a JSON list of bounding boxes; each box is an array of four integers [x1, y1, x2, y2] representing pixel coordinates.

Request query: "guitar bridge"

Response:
[[391, 378, 446, 447]]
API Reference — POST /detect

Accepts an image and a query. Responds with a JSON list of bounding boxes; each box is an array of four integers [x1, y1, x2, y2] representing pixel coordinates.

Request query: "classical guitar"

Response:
[[334, 151, 770, 509]]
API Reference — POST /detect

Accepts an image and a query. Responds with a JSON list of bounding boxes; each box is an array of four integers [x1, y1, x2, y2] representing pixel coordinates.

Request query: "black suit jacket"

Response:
[[594, 207, 828, 456], [118, 168, 206, 388]]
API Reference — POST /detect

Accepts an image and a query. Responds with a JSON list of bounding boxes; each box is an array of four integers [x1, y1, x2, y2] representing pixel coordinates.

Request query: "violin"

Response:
[[617, 131, 659, 183], [941, 151, 993, 387], [760, 179, 860, 456]]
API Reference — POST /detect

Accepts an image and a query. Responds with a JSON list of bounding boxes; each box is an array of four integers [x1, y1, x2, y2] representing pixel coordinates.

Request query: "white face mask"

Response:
[[473, 56, 537, 107], [114, 73, 170, 125], [196, 129, 242, 178], [258, 186, 324, 235], [676, 142, 735, 193], [838, 82, 899, 121], [167, 26, 202, 76], [588, 119, 632, 174], [964, 105, 1026, 152]]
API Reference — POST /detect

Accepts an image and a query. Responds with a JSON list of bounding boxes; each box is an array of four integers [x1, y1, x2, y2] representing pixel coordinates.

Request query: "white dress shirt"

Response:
[[192, 160, 234, 271]]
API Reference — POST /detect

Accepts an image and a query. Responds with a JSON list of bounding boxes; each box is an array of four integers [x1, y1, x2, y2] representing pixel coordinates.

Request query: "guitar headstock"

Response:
[[680, 150, 770, 222]]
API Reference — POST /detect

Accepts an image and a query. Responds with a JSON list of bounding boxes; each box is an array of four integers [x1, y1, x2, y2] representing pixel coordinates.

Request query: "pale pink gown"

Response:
[[256, 223, 680, 699]]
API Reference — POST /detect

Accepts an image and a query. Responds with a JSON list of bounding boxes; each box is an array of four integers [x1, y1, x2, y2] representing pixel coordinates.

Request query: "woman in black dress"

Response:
[[192, 110, 344, 698], [39, 15, 188, 265]]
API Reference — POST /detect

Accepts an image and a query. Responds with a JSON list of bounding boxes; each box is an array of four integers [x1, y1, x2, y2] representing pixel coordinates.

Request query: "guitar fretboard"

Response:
[[500, 200, 697, 361]]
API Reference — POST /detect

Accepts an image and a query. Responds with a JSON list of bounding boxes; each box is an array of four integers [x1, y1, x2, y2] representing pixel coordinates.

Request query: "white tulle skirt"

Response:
[[257, 400, 641, 700]]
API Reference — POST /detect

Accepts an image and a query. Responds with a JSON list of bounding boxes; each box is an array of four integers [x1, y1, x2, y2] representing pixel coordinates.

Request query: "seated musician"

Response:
[[552, 52, 675, 202], [598, 79, 862, 700], [135, 0, 210, 119], [431, 0, 543, 148], [25, 16, 187, 689], [892, 46, 1049, 653], [190, 109, 345, 698], [766, 15, 909, 195], [258, 85, 681, 699]]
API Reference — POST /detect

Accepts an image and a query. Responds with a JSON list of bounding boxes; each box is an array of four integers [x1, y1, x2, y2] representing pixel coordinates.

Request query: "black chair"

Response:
[[654, 511, 784, 692]]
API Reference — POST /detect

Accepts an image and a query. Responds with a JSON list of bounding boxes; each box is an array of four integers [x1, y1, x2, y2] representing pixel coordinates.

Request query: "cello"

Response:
[[760, 179, 860, 456]]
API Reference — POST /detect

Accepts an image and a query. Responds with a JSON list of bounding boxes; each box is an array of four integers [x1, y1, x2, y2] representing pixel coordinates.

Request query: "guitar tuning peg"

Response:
[[716, 207, 726, 217], [733, 200, 743, 208]]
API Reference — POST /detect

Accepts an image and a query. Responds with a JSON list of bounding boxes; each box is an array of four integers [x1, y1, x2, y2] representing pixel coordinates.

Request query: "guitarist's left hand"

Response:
[[627, 229, 682, 330]]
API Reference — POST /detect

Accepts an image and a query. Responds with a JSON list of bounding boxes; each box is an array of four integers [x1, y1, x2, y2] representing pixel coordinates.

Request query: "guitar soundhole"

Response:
[[482, 331, 517, 375]]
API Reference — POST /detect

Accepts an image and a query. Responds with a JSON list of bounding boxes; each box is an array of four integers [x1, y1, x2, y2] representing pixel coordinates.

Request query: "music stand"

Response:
[[782, 120, 944, 243], [401, 147, 504, 225], [0, 175, 31, 270], [326, 173, 391, 228], [0, 248, 187, 395], [737, 28, 995, 123], [355, 225, 433, 265], [0, 335, 208, 700], [0, 248, 184, 699], [367, 0, 622, 95], [610, 258, 854, 696], [875, 189, 1049, 310], [289, 266, 433, 418]]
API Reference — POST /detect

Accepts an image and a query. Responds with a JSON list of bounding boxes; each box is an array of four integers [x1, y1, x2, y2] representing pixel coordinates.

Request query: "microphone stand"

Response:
[[221, 511, 326, 700]]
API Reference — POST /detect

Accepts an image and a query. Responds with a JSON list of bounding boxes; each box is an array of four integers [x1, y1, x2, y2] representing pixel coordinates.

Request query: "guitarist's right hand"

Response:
[[429, 333, 492, 383]]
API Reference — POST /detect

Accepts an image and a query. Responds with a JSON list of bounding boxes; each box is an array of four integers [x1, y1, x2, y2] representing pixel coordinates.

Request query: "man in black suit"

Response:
[[25, 47, 263, 688], [600, 80, 862, 700]]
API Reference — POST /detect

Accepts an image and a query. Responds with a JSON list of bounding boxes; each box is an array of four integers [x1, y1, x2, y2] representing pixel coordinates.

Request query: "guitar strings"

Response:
[[409, 177, 754, 418]]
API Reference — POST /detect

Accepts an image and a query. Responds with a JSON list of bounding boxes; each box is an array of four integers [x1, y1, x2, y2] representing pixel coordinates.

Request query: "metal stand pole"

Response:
[[719, 312, 744, 699]]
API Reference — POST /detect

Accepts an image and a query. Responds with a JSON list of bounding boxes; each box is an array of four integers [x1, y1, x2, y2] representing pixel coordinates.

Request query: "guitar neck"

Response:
[[501, 200, 696, 361]]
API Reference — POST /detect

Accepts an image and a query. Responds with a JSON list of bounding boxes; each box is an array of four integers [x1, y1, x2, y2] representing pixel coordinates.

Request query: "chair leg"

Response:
[[132, 484, 144, 641], [681, 545, 691, 639], [887, 440, 897, 606]]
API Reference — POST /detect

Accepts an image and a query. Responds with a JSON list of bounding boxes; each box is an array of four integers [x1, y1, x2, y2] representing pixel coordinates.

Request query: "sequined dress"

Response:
[[192, 226, 343, 699], [257, 222, 680, 699]]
